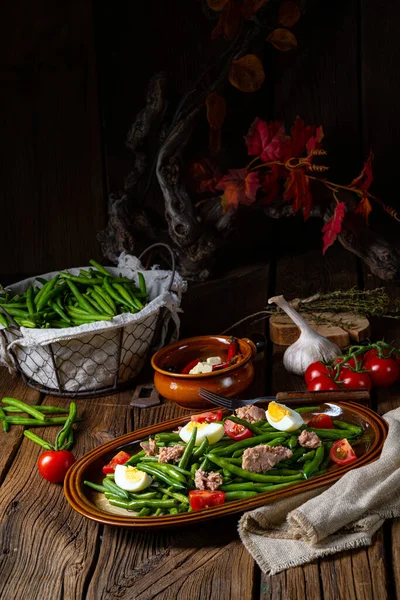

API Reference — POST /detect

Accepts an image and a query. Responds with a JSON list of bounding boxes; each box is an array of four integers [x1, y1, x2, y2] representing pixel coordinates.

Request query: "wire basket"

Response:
[[0, 244, 178, 398]]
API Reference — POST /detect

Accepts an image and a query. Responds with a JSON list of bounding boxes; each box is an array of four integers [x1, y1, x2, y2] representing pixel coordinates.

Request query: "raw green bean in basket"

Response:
[[2, 398, 46, 422], [89, 259, 112, 277], [178, 425, 197, 470], [206, 454, 304, 483], [138, 272, 147, 296]]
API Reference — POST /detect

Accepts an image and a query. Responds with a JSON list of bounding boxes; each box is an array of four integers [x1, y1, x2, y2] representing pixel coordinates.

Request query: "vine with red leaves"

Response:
[[190, 117, 400, 253]]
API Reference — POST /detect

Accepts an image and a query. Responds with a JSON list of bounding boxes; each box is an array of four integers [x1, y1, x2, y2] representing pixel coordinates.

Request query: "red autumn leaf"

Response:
[[206, 93, 227, 130], [354, 196, 373, 223], [242, 0, 269, 18], [322, 202, 346, 254], [288, 116, 316, 158], [229, 54, 265, 93], [283, 168, 313, 220], [349, 151, 374, 192], [245, 118, 289, 161], [260, 164, 280, 204], [267, 28, 297, 51], [187, 158, 222, 194], [216, 169, 260, 212], [278, 1, 301, 27], [306, 125, 324, 155]]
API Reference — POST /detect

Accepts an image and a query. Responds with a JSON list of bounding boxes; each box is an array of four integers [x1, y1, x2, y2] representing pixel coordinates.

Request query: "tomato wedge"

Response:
[[102, 450, 131, 474], [224, 419, 253, 441], [307, 414, 333, 429], [329, 439, 357, 466], [188, 490, 226, 511], [191, 410, 224, 423]]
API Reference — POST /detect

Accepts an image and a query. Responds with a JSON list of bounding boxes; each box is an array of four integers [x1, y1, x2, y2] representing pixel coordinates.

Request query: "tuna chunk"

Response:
[[242, 444, 292, 473], [298, 430, 322, 449], [158, 445, 185, 464], [235, 405, 266, 423], [140, 438, 158, 456], [194, 468, 224, 491]]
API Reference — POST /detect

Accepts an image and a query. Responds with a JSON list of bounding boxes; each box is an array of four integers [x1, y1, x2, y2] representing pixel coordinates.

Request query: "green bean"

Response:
[[89, 259, 112, 277], [0, 312, 8, 327], [270, 468, 301, 476], [84, 480, 108, 493], [206, 454, 304, 483], [36, 277, 48, 285], [125, 450, 146, 465], [225, 415, 264, 435], [295, 406, 320, 413], [26, 287, 35, 316], [200, 456, 210, 471], [137, 507, 152, 516], [50, 301, 71, 324], [332, 420, 363, 435], [94, 286, 117, 313], [113, 283, 138, 309], [90, 290, 115, 316], [23, 430, 54, 450], [64, 428, 74, 451], [65, 280, 99, 313], [136, 463, 185, 489], [36, 275, 60, 311], [319, 442, 333, 470], [285, 446, 306, 464], [145, 462, 187, 483], [156, 486, 190, 505], [190, 462, 199, 475], [129, 492, 159, 500], [304, 445, 325, 479], [102, 477, 130, 500], [82, 293, 103, 313], [61, 274, 104, 285], [220, 481, 298, 493], [2, 308, 29, 317], [210, 432, 290, 457], [4, 416, 80, 427], [192, 437, 209, 458], [103, 277, 127, 305], [178, 425, 197, 470], [0, 406, 9, 432], [169, 507, 179, 514], [307, 428, 356, 440], [55, 401, 77, 450], [138, 272, 147, 296], [232, 449, 245, 458], [288, 435, 298, 449], [297, 450, 315, 463], [224, 457, 243, 465], [15, 318, 37, 328], [155, 433, 183, 442], [109, 498, 177, 511], [224, 491, 259, 500], [2, 398, 46, 422]]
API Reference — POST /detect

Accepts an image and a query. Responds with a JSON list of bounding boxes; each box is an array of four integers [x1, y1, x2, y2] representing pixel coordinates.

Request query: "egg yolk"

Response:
[[268, 401, 291, 421], [124, 467, 144, 482], [185, 422, 210, 433]]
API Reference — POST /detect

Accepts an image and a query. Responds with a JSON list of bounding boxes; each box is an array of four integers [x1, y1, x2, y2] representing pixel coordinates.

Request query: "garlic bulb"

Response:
[[268, 294, 341, 376]]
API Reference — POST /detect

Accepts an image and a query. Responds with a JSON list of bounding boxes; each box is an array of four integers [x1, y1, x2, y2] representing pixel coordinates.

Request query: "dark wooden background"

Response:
[[1, 0, 398, 280]]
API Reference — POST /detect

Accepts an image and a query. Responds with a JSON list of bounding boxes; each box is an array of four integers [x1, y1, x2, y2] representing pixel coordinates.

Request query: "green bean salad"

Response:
[[84, 403, 365, 516]]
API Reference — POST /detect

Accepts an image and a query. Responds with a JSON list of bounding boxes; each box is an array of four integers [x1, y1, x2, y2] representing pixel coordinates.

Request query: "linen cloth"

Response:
[[239, 407, 400, 575]]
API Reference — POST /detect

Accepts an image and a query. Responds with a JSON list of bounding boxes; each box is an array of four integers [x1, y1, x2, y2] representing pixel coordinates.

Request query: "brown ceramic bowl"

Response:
[[151, 335, 257, 409]]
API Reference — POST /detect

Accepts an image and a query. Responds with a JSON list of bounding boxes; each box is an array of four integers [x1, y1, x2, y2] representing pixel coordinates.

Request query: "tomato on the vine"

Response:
[[363, 352, 399, 387], [38, 450, 76, 483], [307, 375, 339, 391], [304, 361, 333, 385], [337, 368, 372, 391], [332, 356, 358, 370]]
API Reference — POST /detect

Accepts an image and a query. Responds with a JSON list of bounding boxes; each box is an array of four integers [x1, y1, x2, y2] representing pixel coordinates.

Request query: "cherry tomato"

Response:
[[38, 450, 76, 483], [307, 413, 333, 429], [363, 352, 399, 387], [329, 439, 357, 466], [337, 368, 372, 391], [224, 419, 253, 441], [188, 490, 226, 511], [191, 410, 224, 423], [307, 375, 339, 391], [333, 356, 358, 369], [304, 361, 333, 385], [102, 450, 131, 474]]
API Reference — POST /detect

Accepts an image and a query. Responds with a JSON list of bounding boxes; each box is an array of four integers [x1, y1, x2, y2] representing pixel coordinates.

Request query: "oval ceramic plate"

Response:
[[64, 401, 387, 528]]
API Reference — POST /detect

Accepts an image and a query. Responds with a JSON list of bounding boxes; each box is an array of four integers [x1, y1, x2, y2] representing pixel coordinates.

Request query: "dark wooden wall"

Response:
[[1, 0, 399, 279]]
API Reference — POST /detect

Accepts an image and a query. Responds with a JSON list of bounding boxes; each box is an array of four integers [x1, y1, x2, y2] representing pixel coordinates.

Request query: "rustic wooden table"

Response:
[[1, 246, 399, 600]]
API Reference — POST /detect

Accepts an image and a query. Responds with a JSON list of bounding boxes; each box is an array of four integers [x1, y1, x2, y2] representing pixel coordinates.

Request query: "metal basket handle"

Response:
[[138, 243, 176, 292]]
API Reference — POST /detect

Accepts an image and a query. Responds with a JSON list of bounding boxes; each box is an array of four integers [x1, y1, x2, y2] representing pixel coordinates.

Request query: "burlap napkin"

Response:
[[238, 407, 400, 575]]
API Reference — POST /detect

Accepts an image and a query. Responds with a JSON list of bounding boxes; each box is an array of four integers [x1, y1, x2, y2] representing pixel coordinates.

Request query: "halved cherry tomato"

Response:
[[224, 419, 253, 441], [102, 450, 131, 474], [329, 439, 357, 466], [304, 361, 333, 385], [38, 449, 76, 483], [191, 410, 224, 423], [307, 375, 339, 391], [363, 352, 399, 387], [337, 368, 372, 390], [188, 490, 226, 511], [307, 414, 333, 429]]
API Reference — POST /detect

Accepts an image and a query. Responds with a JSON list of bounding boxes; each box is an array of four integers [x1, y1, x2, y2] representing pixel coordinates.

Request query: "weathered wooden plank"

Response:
[[0, 392, 133, 600], [0, 370, 41, 484], [87, 389, 262, 600]]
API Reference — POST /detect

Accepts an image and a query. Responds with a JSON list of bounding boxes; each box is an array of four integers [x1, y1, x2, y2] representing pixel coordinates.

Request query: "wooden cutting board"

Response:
[[269, 311, 370, 348]]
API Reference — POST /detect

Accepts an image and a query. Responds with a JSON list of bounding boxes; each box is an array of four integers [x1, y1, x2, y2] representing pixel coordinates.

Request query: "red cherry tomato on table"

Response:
[[337, 368, 372, 391], [191, 410, 224, 423], [188, 490, 226, 511], [363, 352, 399, 387], [102, 450, 131, 474], [329, 439, 357, 466], [38, 450, 76, 483], [304, 361, 333, 385], [307, 414, 333, 429], [224, 419, 253, 441], [307, 375, 339, 391]]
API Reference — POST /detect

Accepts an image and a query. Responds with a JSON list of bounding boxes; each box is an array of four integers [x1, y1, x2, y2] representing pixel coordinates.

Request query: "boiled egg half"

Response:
[[179, 421, 224, 446], [114, 465, 152, 492], [266, 401, 304, 432]]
